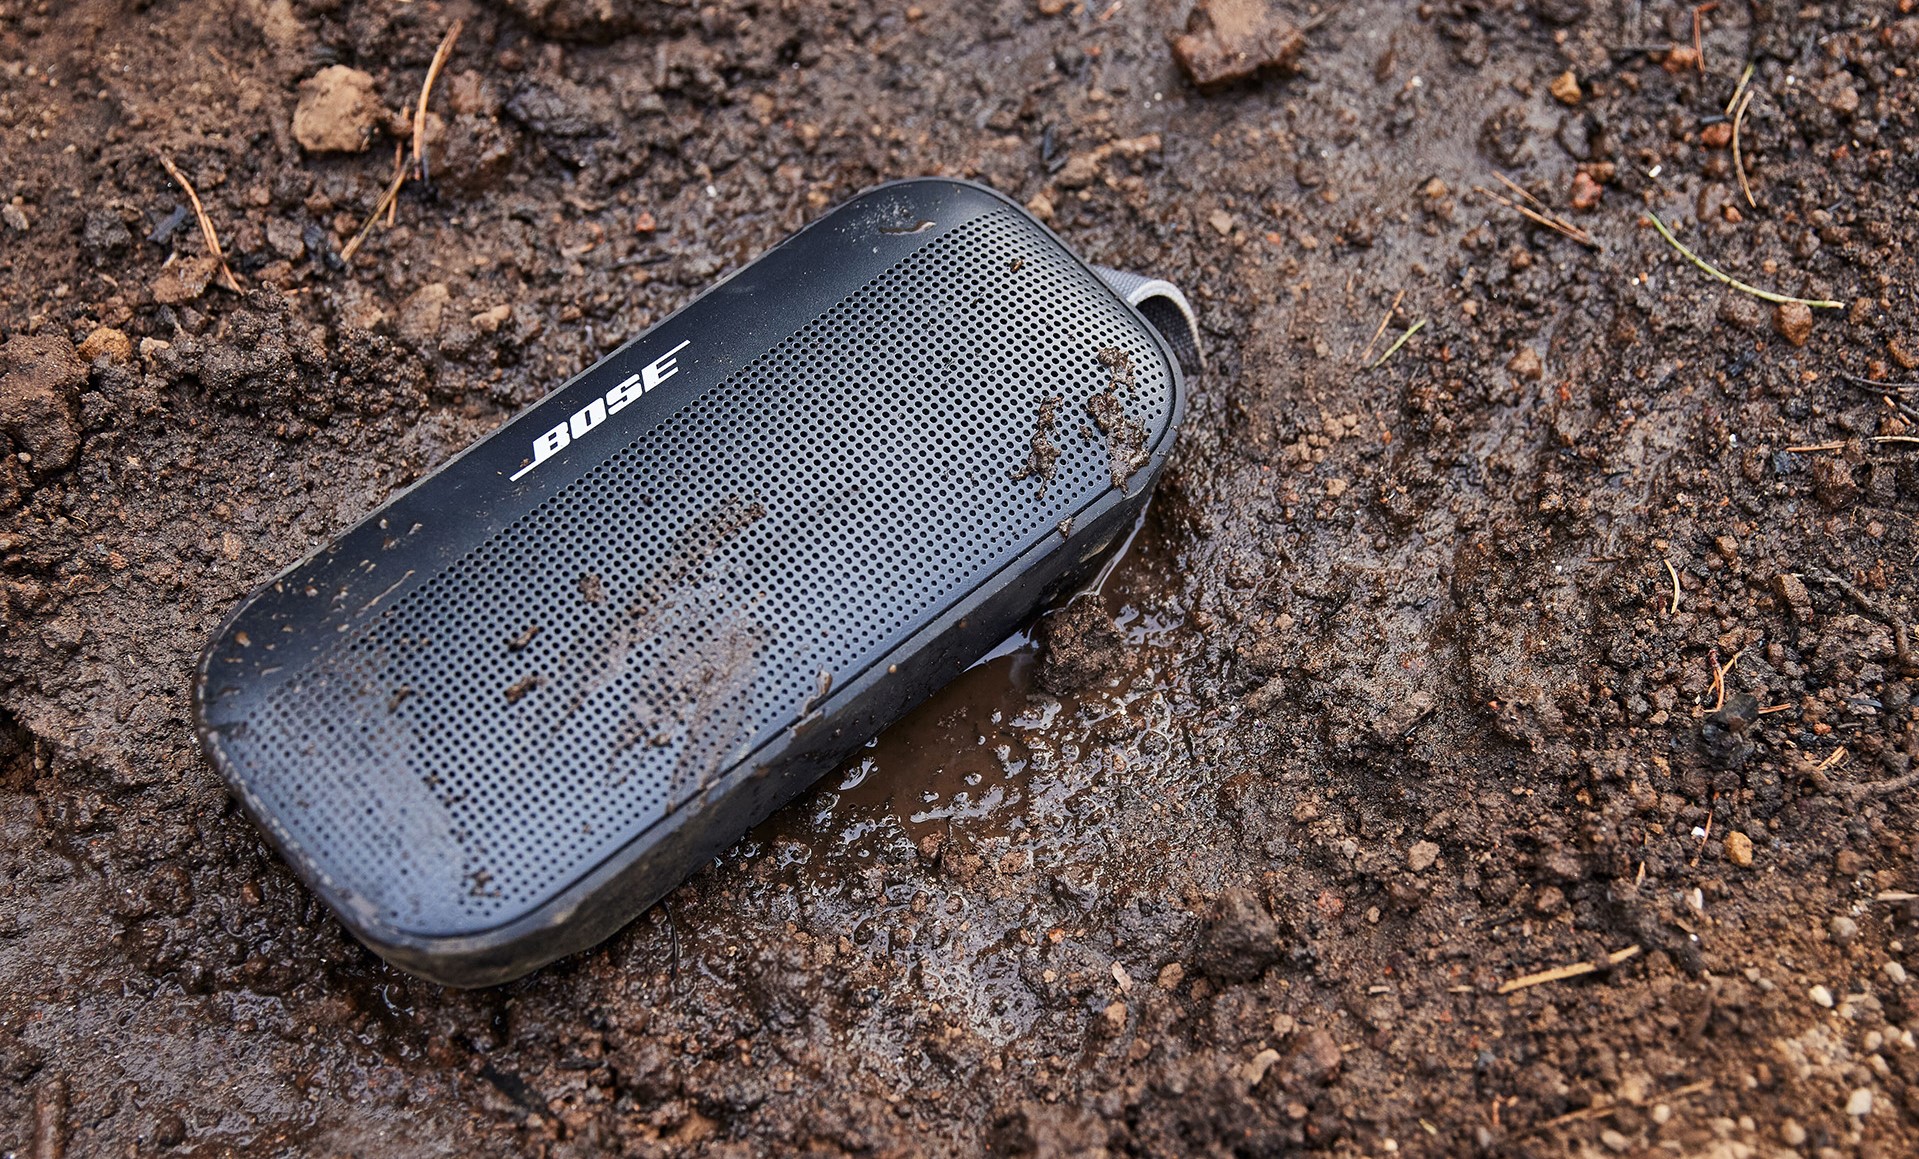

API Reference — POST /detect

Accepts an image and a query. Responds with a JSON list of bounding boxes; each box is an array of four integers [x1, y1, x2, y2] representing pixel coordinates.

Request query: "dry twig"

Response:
[[1498, 945, 1642, 995], [1646, 213, 1840, 308], [156, 153, 242, 293]]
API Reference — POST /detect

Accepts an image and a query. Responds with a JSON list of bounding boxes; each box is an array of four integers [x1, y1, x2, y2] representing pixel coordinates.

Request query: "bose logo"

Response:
[[510, 340, 692, 482]]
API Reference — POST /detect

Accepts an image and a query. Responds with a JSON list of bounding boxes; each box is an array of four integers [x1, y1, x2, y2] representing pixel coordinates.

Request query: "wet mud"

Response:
[[3, 0, 1919, 1156]]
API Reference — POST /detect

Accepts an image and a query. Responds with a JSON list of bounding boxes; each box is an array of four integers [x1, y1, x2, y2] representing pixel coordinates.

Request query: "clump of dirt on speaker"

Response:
[[1008, 393, 1063, 496], [1087, 346, 1148, 489]]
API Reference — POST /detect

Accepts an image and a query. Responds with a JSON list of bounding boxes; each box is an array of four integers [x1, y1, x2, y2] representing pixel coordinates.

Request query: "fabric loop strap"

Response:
[[1094, 266, 1204, 376]]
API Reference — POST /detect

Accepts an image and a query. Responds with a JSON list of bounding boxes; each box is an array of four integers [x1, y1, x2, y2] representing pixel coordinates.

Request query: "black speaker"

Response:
[[194, 179, 1195, 986]]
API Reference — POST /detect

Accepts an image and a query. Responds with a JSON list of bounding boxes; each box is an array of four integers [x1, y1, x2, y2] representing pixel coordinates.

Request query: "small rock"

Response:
[[1810, 456, 1859, 510], [293, 65, 381, 154], [1240, 1047, 1281, 1085], [1111, 962, 1133, 993], [1830, 916, 1860, 945], [1781, 1119, 1807, 1146], [1700, 122, 1733, 149], [471, 304, 513, 334], [1883, 961, 1907, 985], [81, 208, 132, 255], [1156, 962, 1185, 990], [1773, 573, 1812, 620], [1663, 45, 1700, 73], [1724, 831, 1754, 867], [77, 326, 133, 366], [1171, 0, 1306, 91], [1037, 0, 1072, 14], [1286, 1027, 1342, 1084], [398, 282, 452, 347], [1569, 170, 1603, 211], [1774, 301, 1814, 347], [1650, 1103, 1672, 1125], [1507, 347, 1543, 380], [1208, 209, 1236, 236], [150, 256, 220, 306], [1846, 1087, 1873, 1116], [1407, 840, 1440, 873], [1599, 1128, 1631, 1153], [1100, 1000, 1128, 1032], [1323, 476, 1348, 499], [1, 201, 27, 233], [1025, 192, 1055, 222], [265, 217, 307, 262], [1548, 70, 1581, 106], [1198, 887, 1287, 982], [1809, 984, 1835, 1008]]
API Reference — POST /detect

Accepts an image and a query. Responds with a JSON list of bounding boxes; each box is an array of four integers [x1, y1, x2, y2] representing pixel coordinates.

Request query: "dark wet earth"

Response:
[[4, 0, 1919, 1154]]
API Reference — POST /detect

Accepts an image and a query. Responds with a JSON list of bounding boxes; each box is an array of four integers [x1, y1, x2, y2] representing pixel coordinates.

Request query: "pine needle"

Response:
[[156, 153, 242, 293], [1645, 213, 1841, 308], [413, 19, 465, 184], [1371, 318, 1426, 369], [1732, 88, 1757, 208]]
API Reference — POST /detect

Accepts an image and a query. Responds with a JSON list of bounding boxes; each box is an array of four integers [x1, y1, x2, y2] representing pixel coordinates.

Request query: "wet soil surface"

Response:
[[3, 0, 1919, 1155]]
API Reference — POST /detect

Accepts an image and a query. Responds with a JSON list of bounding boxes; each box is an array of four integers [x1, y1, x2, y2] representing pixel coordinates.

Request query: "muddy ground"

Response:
[[2, 0, 1918, 1155]]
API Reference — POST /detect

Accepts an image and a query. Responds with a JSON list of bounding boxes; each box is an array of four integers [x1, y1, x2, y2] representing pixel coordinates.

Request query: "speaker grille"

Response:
[[221, 209, 1175, 935]]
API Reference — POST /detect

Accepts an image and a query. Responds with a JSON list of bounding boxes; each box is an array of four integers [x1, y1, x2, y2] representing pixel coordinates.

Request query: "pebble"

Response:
[[1809, 984, 1835, 1008], [2, 201, 28, 233], [293, 65, 381, 154], [1407, 840, 1440, 872], [1845, 1087, 1872, 1116], [1156, 962, 1185, 990], [1240, 1047, 1281, 1085], [149, 256, 219, 306], [1781, 1119, 1807, 1146], [1599, 1128, 1630, 1153], [1724, 831, 1754, 867], [1883, 961, 1907, 985], [1774, 301, 1814, 347], [1569, 170, 1603, 211], [1651, 1103, 1672, 1125], [1548, 70, 1581, 106], [1829, 916, 1859, 945], [77, 326, 133, 365], [1506, 347, 1543, 380]]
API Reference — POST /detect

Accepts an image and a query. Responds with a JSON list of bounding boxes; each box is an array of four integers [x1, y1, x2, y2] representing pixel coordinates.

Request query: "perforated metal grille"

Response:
[[220, 209, 1174, 936]]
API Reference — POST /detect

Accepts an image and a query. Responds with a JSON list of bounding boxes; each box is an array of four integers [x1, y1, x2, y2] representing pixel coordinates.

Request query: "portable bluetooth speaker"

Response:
[[194, 178, 1197, 986]]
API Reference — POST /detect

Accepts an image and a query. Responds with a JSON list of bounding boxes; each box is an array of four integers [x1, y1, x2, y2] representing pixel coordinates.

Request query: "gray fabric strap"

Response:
[[1095, 266, 1204, 376]]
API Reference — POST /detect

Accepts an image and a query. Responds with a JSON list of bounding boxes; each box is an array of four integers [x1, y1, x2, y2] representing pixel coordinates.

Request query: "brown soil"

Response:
[[4, 1, 1919, 1155]]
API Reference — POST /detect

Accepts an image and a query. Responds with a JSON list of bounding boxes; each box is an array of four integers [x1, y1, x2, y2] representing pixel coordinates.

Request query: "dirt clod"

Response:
[[1035, 597, 1127, 697], [1774, 300, 1815, 347], [0, 335, 85, 482], [1198, 888, 1289, 982], [1171, 0, 1306, 90], [293, 65, 382, 154]]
